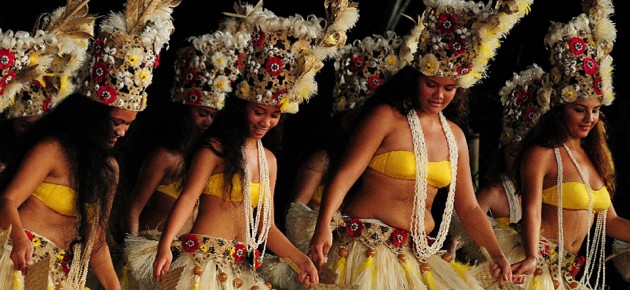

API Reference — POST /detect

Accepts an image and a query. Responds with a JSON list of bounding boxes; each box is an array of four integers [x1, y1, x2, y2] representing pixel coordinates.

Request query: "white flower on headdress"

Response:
[[134, 67, 152, 87], [383, 54, 399, 70], [212, 75, 231, 93], [418, 54, 439, 76], [126, 48, 143, 67], [211, 52, 228, 70], [561, 85, 579, 103]]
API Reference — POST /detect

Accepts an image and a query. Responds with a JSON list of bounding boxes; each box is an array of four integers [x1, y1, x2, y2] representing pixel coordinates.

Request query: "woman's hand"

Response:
[[511, 256, 537, 284], [309, 222, 332, 270], [152, 246, 173, 282], [294, 253, 319, 288], [488, 254, 513, 288], [10, 232, 33, 275]]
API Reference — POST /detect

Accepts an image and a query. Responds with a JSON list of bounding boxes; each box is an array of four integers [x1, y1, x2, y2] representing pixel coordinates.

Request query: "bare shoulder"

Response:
[[477, 183, 503, 201], [445, 121, 467, 146], [522, 145, 553, 164], [149, 147, 181, 163], [31, 138, 65, 159], [264, 148, 277, 166]]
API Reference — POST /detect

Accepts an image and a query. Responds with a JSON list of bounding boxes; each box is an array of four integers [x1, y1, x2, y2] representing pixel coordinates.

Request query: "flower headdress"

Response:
[[6, 0, 95, 118], [82, 0, 180, 111], [170, 28, 250, 110], [233, 0, 359, 113], [332, 32, 409, 113], [499, 64, 547, 146], [412, 0, 533, 88], [542, 0, 615, 107]]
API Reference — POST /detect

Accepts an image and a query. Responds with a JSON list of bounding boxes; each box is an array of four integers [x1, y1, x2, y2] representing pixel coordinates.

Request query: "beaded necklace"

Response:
[[553, 144, 607, 289], [242, 139, 273, 262], [407, 110, 458, 259]]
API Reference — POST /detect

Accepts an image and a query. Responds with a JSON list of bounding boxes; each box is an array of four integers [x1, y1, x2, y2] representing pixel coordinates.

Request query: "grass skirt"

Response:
[[123, 230, 162, 289], [0, 228, 83, 289], [612, 239, 630, 283], [166, 234, 270, 290], [328, 218, 482, 290]]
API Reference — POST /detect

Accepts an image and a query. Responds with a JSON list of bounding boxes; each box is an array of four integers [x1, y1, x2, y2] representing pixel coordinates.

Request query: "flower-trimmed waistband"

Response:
[[171, 234, 261, 269], [538, 236, 585, 278]]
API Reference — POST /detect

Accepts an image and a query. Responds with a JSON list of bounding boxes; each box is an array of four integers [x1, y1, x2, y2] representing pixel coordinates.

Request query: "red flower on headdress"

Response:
[[345, 218, 364, 237], [93, 38, 105, 57], [154, 54, 161, 67], [456, 65, 471, 76], [93, 61, 108, 83], [237, 51, 246, 72], [232, 243, 247, 263], [570, 256, 585, 277], [448, 39, 466, 55], [569, 37, 587, 55], [181, 234, 200, 253], [252, 28, 266, 47], [182, 69, 198, 85], [582, 57, 598, 75], [515, 90, 532, 107], [390, 229, 409, 248], [0, 48, 15, 70], [97, 85, 117, 105], [524, 107, 537, 123], [367, 74, 382, 90], [349, 57, 366, 72], [265, 56, 284, 77], [0, 70, 16, 94], [272, 89, 287, 105], [437, 13, 457, 34], [593, 77, 603, 95], [186, 88, 202, 105], [42, 98, 53, 112]]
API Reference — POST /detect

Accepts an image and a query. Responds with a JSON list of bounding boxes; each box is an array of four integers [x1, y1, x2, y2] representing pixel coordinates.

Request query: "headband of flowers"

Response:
[[170, 29, 250, 110], [412, 0, 533, 88], [82, 0, 180, 111], [542, 0, 615, 107], [233, 0, 359, 113], [499, 64, 548, 146], [6, 1, 95, 118], [332, 32, 409, 113]]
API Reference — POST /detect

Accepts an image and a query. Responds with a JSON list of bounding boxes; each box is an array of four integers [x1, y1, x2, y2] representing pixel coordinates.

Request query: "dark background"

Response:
[[2, 0, 628, 287]]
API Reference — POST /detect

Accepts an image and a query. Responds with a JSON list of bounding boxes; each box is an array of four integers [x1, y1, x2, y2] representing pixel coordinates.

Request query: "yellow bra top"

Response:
[[368, 151, 452, 188], [310, 185, 325, 205], [541, 182, 611, 212], [156, 181, 180, 199], [203, 174, 261, 206], [32, 183, 77, 217]]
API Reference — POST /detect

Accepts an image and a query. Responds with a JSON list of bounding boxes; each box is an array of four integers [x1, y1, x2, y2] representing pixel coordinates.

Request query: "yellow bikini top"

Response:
[[156, 181, 181, 199], [203, 173, 261, 206], [32, 183, 77, 217], [310, 185, 325, 205], [541, 182, 611, 212], [367, 151, 452, 188]]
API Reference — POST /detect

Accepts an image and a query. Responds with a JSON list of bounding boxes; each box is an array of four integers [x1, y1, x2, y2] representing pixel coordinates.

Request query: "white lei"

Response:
[[242, 140, 273, 260], [554, 144, 607, 289], [407, 110, 458, 259]]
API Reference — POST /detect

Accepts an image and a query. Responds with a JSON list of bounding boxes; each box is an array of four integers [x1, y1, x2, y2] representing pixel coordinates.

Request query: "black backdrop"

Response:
[[2, 0, 629, 287]]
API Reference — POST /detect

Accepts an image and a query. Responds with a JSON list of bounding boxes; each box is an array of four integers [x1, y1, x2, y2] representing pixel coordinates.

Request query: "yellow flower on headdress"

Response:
[[237, 82, 250, 99], [291, 39, 312, 55], [561, 85, 579, 103], [384, 54, 399, 69], [418, 54, 439, 76]]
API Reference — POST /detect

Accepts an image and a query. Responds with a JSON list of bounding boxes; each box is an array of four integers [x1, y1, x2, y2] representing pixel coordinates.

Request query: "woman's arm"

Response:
[[291, 150, 327, 205], [126, 148, 176, 235], [310, 105, 394, 267], [265, 150, 318, 287], [90, 159, 121, 289], [512, 146, 551, 278], [605, 206, 630, 242], [153, 146, 217, 281], [450, 125, 511, 283], [0, 140, 59, 273]]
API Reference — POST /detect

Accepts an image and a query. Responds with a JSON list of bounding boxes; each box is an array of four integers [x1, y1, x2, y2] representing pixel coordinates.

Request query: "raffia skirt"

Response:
[[0, 228, 88, 289], [327, 218, 483, 290], [122, 230, 162, 290], [165, 234, 271, 290]]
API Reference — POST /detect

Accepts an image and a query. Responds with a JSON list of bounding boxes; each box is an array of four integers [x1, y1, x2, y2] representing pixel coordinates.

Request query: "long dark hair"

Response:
[[0, 94, 117, 245], [358, 66, 469, 128], [516, 105, 616, 194], [184, 97, 283, 195]]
